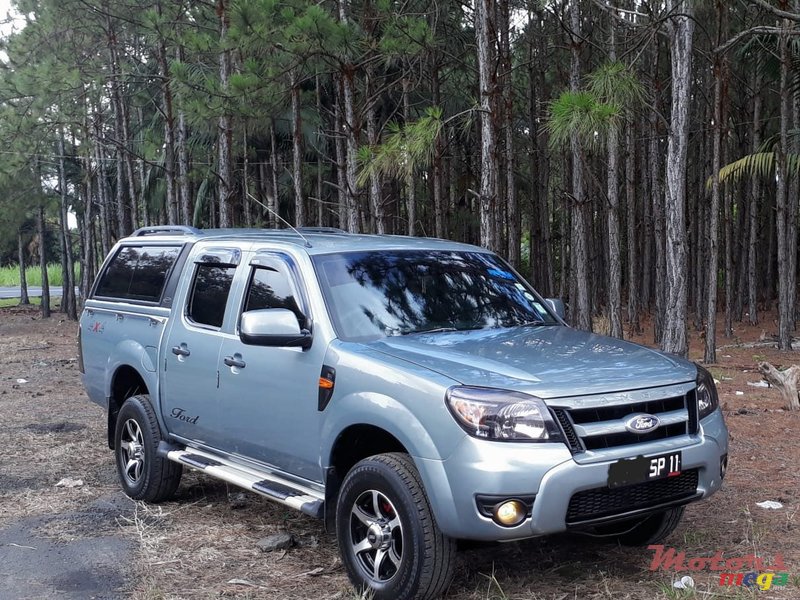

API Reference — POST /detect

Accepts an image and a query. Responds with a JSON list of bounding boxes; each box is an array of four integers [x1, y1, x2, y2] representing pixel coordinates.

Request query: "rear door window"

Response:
[[187, 265, 236, 328], [94, 245, 180, 302]]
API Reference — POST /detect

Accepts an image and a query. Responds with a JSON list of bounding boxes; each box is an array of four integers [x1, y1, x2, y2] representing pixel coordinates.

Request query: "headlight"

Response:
[[445, 386, 562, 442], [696, 365, 719, 419]]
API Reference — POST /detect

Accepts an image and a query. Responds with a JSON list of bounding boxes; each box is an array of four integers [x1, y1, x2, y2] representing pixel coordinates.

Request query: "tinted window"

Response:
[[95, 245, 180, 302], [187, 265, 236, 328], [244, 267, 305, 327], [313, 251, 557, 341]]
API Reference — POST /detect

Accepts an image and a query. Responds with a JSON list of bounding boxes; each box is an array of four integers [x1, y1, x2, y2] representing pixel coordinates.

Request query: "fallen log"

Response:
[[757, 362, 800, 411]]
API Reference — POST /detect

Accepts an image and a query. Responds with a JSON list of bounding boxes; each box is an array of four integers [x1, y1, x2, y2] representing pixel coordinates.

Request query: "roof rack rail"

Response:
[[295, 227, 348, 234], [132, 225, 202, 237]]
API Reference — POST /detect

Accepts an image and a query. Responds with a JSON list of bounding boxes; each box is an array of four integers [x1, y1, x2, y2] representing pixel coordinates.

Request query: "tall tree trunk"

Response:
[[569, 0, 591, 331], [748, 70, 762, 326], [500, 0, 519, 266], [106, 14, 131, 237], [431, 60, 445, 238], [177, 108, 191, 225], [705, 8, 726, 363], [217, 0, 233, 227], [333, 85, 347, 229], [626, 123, 640, 333], [269, 121, 280, 227], [291, 74, 306, 227], [243, 127, 251, 227], [156, 2, 177, 225], [18, 232, 29, 305], [316, 74, 324, 227], [402, 76, 416, 236], [661, 1, 694, 357], [338, 0, 360, 233], [365, 67, 384, 233], [58, 130, 77, 320], [476, 0, 498, 250], [38, 204, 50, 319], [605, 23, 622, 338], [776, 19, 793, 350]]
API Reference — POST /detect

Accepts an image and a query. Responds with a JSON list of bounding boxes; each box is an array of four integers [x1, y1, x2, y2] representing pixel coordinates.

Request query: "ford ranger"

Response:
[[79, 225, 729, 600]]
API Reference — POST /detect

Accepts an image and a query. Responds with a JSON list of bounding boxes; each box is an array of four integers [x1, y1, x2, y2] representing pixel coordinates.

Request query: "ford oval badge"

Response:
[[625, 413, 660, 434]]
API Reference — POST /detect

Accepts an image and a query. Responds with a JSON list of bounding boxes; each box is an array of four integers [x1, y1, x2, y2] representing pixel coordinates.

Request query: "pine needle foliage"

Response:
[[357, 106, 443, 187], [546, 91, 619, 151]]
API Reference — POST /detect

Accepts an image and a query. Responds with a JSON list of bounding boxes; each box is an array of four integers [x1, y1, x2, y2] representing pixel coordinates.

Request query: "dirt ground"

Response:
[[0, 304, 798, 600]]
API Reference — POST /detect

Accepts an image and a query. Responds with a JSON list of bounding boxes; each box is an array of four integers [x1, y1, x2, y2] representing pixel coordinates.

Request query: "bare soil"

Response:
[[0, 305, 798, 600]]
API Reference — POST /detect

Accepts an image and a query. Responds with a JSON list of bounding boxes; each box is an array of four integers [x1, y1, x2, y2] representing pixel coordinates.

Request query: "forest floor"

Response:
[[0, 304, 798, 599]]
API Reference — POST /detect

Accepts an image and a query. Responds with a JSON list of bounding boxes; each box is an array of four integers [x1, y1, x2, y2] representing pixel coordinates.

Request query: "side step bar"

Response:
[[164, 446, 324, 519]]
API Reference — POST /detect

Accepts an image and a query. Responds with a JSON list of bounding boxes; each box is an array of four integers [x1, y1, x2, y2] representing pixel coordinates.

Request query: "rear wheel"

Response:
[[114, 394, 182, 502], [613, 507, 685, 546], [336, 453, 456, 600]]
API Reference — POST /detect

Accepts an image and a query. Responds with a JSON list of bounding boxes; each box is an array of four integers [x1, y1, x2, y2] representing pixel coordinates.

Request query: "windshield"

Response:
[[312, 250, 559, 341]]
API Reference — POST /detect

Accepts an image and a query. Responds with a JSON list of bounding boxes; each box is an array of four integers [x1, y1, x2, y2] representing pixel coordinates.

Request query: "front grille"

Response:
[[552, 408, 583, 452], [554, 392, 695, 452], [565, 469, 699, 524]]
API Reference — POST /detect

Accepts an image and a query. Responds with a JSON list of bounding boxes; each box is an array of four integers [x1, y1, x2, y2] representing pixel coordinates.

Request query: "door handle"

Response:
[[171, 345, 191, 357], [223, 355, 246, 369]]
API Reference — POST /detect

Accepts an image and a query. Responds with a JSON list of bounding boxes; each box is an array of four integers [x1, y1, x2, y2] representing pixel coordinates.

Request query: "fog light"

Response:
[[720, 453, 728, 479], [493, 500, 526, 527]]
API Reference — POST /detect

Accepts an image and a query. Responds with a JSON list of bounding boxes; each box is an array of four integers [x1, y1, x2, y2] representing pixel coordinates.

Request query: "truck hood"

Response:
[[367, 325, 697, 398]]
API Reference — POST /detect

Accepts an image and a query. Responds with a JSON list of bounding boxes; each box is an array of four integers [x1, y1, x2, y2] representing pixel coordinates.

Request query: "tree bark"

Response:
[[18, 232, 29, 305], [338, 0, 360, 233], [291, 73, 306, 227], [748, 70, 762, 326], [661, 1, 694, 357], [569, 0, 591, 331], [217, 0, 233, 227], [37, 204, 50, 319], [500, 0, 519, 266], [156, 1, 177, 225], [402, 76, 416, 236], [625, 122, 640, 333], [476, 0, 498, 251], [776, 19, 793, 350], [365, 67, 384, 233], [58, 130, 77, 320], [705, 15, 726, 363]]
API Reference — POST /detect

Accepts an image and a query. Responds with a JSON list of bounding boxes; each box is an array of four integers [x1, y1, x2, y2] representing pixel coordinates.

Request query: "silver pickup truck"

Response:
[[79, 225, 728, 600]]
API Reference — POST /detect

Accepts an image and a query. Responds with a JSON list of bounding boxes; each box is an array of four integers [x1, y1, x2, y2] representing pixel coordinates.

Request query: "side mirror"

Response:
[[240, 309, 312, 349], [545, 298, 565, 320]]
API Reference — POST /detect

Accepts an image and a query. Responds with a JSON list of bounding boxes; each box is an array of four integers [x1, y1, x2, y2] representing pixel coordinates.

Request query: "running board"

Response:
[[165, 448, 324, 519]]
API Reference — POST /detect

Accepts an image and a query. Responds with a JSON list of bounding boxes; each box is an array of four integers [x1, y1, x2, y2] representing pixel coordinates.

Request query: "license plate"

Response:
[[607, 451, 682, 489]]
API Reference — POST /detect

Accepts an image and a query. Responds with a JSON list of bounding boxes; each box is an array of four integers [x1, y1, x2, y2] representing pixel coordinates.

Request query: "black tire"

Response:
[[336, 453, 456, 600], [114, 394, 182, 502], [614, 507, 685, 546]]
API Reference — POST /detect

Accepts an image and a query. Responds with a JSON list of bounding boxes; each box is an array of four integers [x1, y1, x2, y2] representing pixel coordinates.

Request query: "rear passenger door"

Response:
[[161, 248, 242, 447], [217, 253, 325, 482]]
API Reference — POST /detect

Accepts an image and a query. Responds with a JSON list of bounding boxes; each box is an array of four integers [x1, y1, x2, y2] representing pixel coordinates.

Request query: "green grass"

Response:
[[0, 296, 62, 308], [0, 263, 80, 287]]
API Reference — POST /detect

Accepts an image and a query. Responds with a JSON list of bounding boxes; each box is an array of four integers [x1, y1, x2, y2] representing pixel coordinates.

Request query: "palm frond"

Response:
[[713, 152, 800, 187]]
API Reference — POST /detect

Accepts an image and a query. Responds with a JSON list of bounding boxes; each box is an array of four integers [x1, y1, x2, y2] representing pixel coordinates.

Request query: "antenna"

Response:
[[246, 192, 312, 248]]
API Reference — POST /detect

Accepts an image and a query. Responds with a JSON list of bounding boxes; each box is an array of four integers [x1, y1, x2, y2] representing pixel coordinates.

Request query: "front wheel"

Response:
[[114, 394, 182, 502], [336, 453, 456, 600]]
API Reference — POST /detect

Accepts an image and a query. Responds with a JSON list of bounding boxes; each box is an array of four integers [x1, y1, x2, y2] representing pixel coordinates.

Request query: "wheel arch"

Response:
[[107, 365, 150, 449], [324, 423, 408, 531]]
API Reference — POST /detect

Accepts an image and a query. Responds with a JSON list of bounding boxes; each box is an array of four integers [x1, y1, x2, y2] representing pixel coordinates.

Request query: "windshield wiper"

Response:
[[402, 326, 459, 335], [518, 319, 546, 327]]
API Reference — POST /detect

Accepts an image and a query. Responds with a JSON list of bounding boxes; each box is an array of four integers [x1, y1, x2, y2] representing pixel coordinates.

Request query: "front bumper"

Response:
[[416, 408, 728, 541]]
